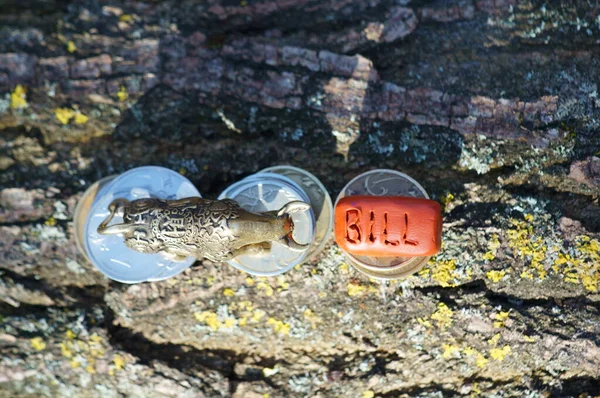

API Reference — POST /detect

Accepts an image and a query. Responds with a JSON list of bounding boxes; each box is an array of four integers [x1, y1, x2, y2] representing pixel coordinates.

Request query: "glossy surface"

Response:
[[218, 174, 315, 276], [260, 165, 333, 260], [83, 166, 201, 283], [335, 195, 442, 257], [335, 169, 435, 280]]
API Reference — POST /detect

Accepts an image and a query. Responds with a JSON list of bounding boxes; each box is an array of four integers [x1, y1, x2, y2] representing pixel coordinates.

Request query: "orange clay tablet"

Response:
[[334, 195, 442, 257]]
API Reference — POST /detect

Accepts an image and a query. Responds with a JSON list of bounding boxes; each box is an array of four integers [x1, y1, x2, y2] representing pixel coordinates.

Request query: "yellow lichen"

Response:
[[475, 353, 488, 368], [462, 347, 476, 356], [252, 309, 266, 322], [440, 192, 455, 212], [194, 311, 221, 330], [267, 318, 290, 335], [339, 263, 350, 273], [416, 317, 432, 328], [59, 342, 73, 358], [303, 309, 322, 329], [245, 277, 255, 286], [119, 14, 134, 23], [430, 303, 453, 330], [523, 335, 536, 343], [194, 310, 236, 330], [482, 234, 501, 261], [427, 259, 459, 287], [493, 311, 510, 328], [237, 301, 254, 311], [223, 288, 235, 297], [257, 281, 274, 296], [520, 270, 534, 280], [10, 84, 28, 109], [30, 337, 46, 351], [45, 217, 57, 227], [490, 345, 511, 361], [277, 276, 289, 290], [85, 364, 96, 374], [482, 251, 496, 261], [442, 344, 461, 359], [347, 281, 378, 296], [65, 329, 76, 339], [363, 391, 375, 398], [55, 108, 75, 125], [117, 85, 128, 102], [555, 236, 600, 292], [67, 40, 77, 53], [113, 354, 126, 370], [508, 215, 548, 280], [347, 281, 366, 296], [486, 270, 505, 283], [89, 334, 103, 343], [74, 112, 88, 125], [55, 107, 88, 125], [487, 333, 501, 347]]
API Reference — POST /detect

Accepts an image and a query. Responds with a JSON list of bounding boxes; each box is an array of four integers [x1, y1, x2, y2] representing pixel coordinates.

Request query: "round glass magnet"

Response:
[[74, 166, 201, 283], [334, 169, 442, 280], [218, 166, 332, 276]]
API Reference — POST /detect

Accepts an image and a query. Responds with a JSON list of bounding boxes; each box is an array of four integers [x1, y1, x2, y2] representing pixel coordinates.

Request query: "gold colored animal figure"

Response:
[[97, 197, 311, 262]]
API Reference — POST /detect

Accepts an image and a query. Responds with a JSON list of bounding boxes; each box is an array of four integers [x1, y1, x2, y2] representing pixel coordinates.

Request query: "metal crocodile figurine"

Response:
[[97, 197, 311, 262]]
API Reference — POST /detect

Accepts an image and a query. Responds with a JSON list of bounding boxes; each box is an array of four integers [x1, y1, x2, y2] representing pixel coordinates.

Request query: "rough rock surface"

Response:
[[1, 1, 600, 397]]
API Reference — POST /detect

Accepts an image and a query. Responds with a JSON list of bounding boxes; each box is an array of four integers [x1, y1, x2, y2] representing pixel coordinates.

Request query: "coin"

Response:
[[336, 169, 431, 280], [74, 175, 116, 265], [83, 166, 201, 283], [260, 165, 333, 260], [218, 175, 315, 276], [234, 172, 311, 204]]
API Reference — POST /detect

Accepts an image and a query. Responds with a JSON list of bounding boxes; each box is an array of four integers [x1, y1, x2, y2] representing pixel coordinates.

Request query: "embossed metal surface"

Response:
[[83, 166, 201, 283], [260, 165, 333, 260], [340, 170, 428, 199], [218, 175, 315, 276], [98, 196, 311, 263]]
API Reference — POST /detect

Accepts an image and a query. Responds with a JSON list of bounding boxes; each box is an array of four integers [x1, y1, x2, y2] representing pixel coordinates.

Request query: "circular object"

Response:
[[74, 175, 116, 264], [335, 169, 436, 280], [218, 173, 316, 276], [259, 165, 333, 260], [79, 166, 201, 283]]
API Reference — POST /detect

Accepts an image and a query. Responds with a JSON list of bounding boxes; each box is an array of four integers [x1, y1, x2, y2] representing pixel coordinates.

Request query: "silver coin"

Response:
[[338, 169, 429, 199], [239, 172, 311, 204], [218, 176, 315, 276], [336, 169, 431, 280], [259, 165, 333, 260]]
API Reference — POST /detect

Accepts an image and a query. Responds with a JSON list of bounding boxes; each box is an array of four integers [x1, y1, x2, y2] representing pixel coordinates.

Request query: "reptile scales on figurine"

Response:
[[97, 197, 311, 262]]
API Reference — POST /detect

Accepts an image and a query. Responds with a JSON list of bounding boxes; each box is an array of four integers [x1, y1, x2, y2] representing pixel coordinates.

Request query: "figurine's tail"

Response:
[[277, 201, 311, 252], [98, 198, 134, 235]]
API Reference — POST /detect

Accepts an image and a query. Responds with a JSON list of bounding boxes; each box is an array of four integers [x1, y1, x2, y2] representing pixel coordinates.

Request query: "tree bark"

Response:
[[1, 0, 600, 397]]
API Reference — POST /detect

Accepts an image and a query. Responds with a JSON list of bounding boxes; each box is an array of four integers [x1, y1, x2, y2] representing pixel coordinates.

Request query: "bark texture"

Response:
[[1, 0, 600, 397]]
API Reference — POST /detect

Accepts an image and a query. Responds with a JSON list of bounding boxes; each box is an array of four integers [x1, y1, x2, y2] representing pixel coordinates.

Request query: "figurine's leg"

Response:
[[231, 242, 272, 258]]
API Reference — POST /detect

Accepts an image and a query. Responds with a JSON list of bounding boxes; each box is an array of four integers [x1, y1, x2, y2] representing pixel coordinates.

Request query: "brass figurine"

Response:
[[97, 197, 311, 262]]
